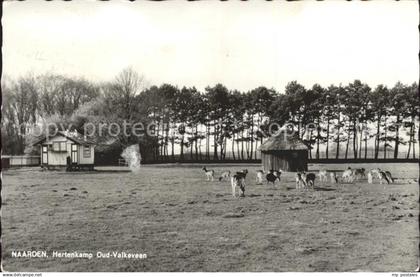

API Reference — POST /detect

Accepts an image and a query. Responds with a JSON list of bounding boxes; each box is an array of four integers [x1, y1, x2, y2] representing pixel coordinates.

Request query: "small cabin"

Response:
[[258, 132, 308, 172], [33, 131, 95, 170]]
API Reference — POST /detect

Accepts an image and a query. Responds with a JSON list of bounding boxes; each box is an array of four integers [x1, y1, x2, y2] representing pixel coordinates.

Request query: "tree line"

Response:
[[2, 68, 419, 161]]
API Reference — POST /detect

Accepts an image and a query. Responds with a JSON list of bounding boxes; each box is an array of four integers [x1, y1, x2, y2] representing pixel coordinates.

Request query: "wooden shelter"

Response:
[[33, 130, 95, 170], [258, 133, 308, 172]]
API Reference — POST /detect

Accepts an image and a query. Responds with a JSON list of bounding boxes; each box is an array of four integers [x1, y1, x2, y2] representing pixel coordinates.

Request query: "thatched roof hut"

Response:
[[258, 132, 308, 172]]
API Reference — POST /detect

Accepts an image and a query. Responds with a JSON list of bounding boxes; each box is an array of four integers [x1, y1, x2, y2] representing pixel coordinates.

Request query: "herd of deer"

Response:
[[202, 166, 395, 198]]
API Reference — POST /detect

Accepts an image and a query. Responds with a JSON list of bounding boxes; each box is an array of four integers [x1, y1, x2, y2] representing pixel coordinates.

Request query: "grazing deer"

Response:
[[318, 169, 328, 183], [352, 168, 366, 180], [370, 168, 382, 179], [330, 172, 338, 184], [367, 171, 373, 184], [231, 169, 248, 197], [305, 172, 316, 189], [369, 168, 393, 184], [342, 167, 354, 183], [202, 167, 214, 181], [256, 170, 265, 185], [384, 171, 394, 183], [295, 172, 306, 190], [219, 170, 231, 181], [266, 169, 281, 185], [378, 171, 391, 185]]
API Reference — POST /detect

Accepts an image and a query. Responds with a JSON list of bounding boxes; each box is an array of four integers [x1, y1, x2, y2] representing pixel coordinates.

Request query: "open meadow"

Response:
[[2, 163, 419, 272]]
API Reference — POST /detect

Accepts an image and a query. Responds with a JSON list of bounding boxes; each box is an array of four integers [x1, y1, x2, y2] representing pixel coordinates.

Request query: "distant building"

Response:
[[33, 131, 95, 170], [1, 156, 40, 168], [258, 132, 308, 172]]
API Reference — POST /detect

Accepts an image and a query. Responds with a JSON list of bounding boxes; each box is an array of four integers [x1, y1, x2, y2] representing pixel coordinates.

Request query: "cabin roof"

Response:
[[33, 131, 95, 146], [258, 132, 308, 151]]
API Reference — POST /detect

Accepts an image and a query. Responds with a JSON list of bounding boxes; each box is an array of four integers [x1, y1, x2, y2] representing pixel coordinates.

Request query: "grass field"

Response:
[[2, 163, 419, 272]]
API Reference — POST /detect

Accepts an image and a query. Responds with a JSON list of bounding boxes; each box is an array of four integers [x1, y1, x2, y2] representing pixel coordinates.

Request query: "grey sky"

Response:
[[3, 0, 418, 92]]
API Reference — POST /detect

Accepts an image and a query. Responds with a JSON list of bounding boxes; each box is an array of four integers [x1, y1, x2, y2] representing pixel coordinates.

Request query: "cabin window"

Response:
[[52, 141, 67, 152], [83, 146, 91, 158]]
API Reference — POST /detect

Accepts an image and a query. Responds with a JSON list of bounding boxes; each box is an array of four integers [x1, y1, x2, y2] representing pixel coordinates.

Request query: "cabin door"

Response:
[[42, 146, 48, 165], [71, 144, 78, 164]]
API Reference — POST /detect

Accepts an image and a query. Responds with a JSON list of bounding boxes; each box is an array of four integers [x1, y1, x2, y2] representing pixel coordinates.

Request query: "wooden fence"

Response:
[[1, 156, 41, 168]]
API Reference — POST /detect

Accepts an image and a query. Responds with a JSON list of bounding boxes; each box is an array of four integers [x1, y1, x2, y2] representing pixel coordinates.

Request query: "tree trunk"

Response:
[[394, 115, 400, 159], [156, 120, 161, 160], [180, 135, 184, 161], [384, 117, 387, 159], [232, 133, 236, 160], [309, 130, 313, 159], [297, 115, 301, 139], [236, 136, 241, 160], [255, 114, 262, 159], [415, 122, 418, 159], [249, 115, 254, 160], [241, 129, 244, 160], [358, 124, 363, 159], [374, 117, 381, 160], [164, 121, 169, 160], [220, 135, 224, 160], [171, 137, 175, 161], [326, 117, 330, 159], [195, 126, 199, 161], [206, 123, 210, 160], [199, 138, 203, 161], [336, 115, 341, 159], [213, 123, 218, 160], [364, 123, 368, 159], [219, 121, 224, 160], [413, 116, 417, 159], [352, 120, 358, 159], [190, 140, 194, 161], [407, 116, 415, 159], [245, 129, 250, 160], [316, 116, 320, 159], [223, 136, 227, 160], [406, 127, 412, 159], [345, 125, 350, 159]]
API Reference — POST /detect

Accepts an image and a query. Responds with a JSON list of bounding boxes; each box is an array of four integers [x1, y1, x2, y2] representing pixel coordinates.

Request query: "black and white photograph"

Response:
[[1, 0, 419, 273]]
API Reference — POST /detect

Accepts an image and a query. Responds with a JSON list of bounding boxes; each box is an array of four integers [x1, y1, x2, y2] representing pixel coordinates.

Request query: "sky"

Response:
[[3, 1, 419, 92]]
